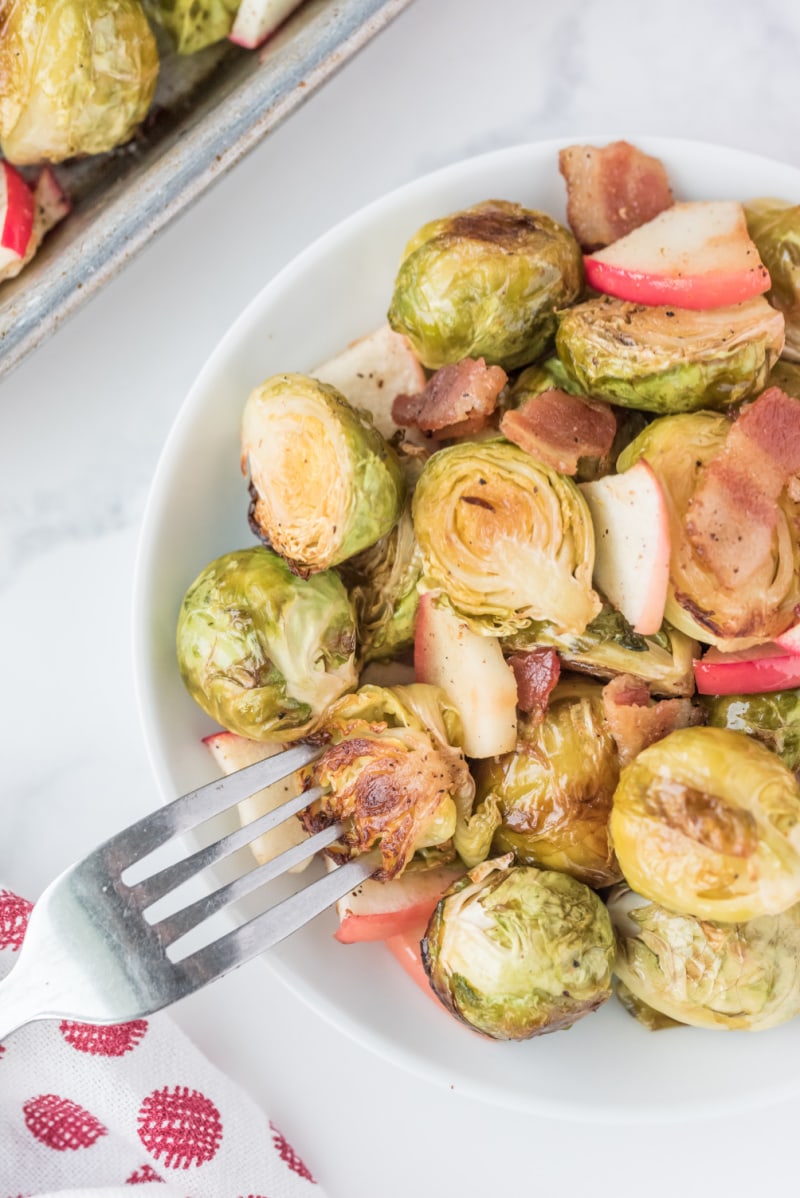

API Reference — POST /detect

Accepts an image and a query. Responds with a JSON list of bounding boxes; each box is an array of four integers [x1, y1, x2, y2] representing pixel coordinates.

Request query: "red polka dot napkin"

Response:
[[0, 889, 327, 1197]]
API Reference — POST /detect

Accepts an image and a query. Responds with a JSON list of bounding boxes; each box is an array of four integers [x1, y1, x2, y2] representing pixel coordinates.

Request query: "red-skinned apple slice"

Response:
[[584, 201, 770, 310], [335, 863, 464, 944], [203, 731, 310, 869], [579, 461, 670, 635], [694, 643, 800, 695], [230, 0, 302, 48], [0, 162, 34, 272], [314, 323, 426, 441], [414, 592, 518, 758]]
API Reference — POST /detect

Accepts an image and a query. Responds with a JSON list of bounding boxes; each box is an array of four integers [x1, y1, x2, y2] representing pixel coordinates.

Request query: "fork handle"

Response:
[[0, 958, 48, 1041]]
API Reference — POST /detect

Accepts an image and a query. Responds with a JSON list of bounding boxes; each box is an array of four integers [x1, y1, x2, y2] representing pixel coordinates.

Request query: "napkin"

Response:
[[0, 888, 329, 1198]]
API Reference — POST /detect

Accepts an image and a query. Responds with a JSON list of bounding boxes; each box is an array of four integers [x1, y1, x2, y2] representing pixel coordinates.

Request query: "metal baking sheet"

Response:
[[0, 0, 412, 381]]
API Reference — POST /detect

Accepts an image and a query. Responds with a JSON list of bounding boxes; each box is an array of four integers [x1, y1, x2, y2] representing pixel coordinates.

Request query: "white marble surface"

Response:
[[4, 0, 800, 1192]]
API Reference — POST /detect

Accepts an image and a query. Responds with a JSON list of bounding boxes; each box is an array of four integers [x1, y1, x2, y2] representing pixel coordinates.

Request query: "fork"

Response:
[[0, 743, 377, 1041]]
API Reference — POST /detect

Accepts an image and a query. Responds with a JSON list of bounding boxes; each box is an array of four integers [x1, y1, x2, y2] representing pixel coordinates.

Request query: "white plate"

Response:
[[133, 137, 800, 1124]]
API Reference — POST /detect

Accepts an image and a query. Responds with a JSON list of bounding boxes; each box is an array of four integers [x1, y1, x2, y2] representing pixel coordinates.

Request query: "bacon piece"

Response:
[[558, 141, 674, 252], [499, 388, 616, 475], [392, 358, 507, 440], [602, 674, 703, 766], [507, 648, 561, 721], [685, 387, 800, 590]]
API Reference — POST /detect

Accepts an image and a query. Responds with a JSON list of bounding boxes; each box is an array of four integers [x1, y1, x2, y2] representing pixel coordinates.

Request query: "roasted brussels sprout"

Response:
[[176, 547, 357, 741], [610, 726, 800, 922], [613, 979, 682, 1030], [505, 607, 697, 697], [422, 856, 615, 1040], [473, 679, 621, 887], [144, 0, 239, 54], [555, 295, 784, 414], [412, 441, 600, 637], [388, 200, 583, 370], [768, 358, 800, 397], [609, 887, 800, 1031], [701, 689, 800, 775], [618, 412, 800, 647], [746, 199, 800, 362], [0, 0, 159, 164], [242, 374, 405, 574], [301, 684, 473, 880]]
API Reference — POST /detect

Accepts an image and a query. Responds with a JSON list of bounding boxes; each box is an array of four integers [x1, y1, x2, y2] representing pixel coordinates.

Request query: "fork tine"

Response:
[[173, 854, 379, 974], [129, 785, 327, 907], [97, 743, 322, 870], [154, 823, 343, 948]]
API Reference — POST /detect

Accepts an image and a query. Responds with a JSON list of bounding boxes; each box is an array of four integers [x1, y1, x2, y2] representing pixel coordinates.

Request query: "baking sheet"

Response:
[[0, 0, 412, 381]]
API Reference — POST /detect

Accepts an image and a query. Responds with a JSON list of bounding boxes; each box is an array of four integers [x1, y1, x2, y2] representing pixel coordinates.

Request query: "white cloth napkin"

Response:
[[0, 887, 328, 1198]]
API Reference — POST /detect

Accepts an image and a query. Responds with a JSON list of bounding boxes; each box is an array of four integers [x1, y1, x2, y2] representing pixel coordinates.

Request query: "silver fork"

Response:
[[0, 743, 376, 1041]]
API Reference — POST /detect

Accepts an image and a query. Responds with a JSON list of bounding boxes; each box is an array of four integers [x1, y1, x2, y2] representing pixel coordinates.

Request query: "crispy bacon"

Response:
[[685, 387, 800, 590], [392, 358, 507, 440], [602, 674, 703, 766], [507, 648, 561, 721], [499, 388, 616, 475], [558, 141, 674, 252]]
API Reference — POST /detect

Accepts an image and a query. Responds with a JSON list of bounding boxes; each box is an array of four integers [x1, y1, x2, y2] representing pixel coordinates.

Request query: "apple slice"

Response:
[[230, 0, 303, 48], [335, 863, 464, 944], [414, 592, 517, 758], [34, 166, 70, 233], [313, 324, 426, 441], [694, 643, 800, 695], [385, 919, 434, 996], [203, 731, 310, 870], [0, 161, 34, 274], [579, 461, 670, 635], [584, 201, 770, 310]]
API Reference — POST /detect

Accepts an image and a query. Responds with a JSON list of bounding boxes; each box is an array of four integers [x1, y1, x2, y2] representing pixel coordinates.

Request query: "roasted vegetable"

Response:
[[746, 199, 800, 362], [0, 0, 159, 164], [609, 887, 800, 1031], [610, 726, 800, 922], [176, 547, 357, 741], [700, 689, 800, 775], [412, 440, 600, 637], [505, 608, 697, 698], [555, 295, 784, 414], [144, 0, 239, 54], [339, 506, 422, 664], [301, 684, 474, 880], [388, 200, 583, 370], [242, 373, 405, 574], [422, 856, 615, 1040], [618, 410, 800, 647], [473, 679, 621, 887]]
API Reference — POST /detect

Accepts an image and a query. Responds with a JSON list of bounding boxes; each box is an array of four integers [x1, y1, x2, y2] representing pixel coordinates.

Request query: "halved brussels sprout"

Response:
[[176, 547, 357, 741], [144, 0, 239, 54], [388, 200, 583, 370], [700, 689, 800, 775], [746, 199, 800, 362], [505, 607, 697, 697], [301, 683, 473, 880], [613, 979, 682, 1030], [618, 412, 800, 647], [242, 374, 405, 574], [610, 726, 800, 922], [412, 441, 600, 637], [0, 0, 159, 164], [422, 856, 615, 1040], [555, 295, 784, 414], [609, 886, 800, 1031], [768, 358, 800, 397], [473, 679, 621, 887]]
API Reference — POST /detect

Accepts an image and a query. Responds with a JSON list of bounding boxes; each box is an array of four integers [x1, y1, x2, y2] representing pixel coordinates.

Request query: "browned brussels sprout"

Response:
[[388, 200, 583, 370], [473, 679, 621, 887], [0, 0, 159, 164], [422, 856, 615, 1040]]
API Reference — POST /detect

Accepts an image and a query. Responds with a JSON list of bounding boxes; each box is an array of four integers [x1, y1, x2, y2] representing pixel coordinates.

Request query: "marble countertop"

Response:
[[4, 0, 800, 1193]]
